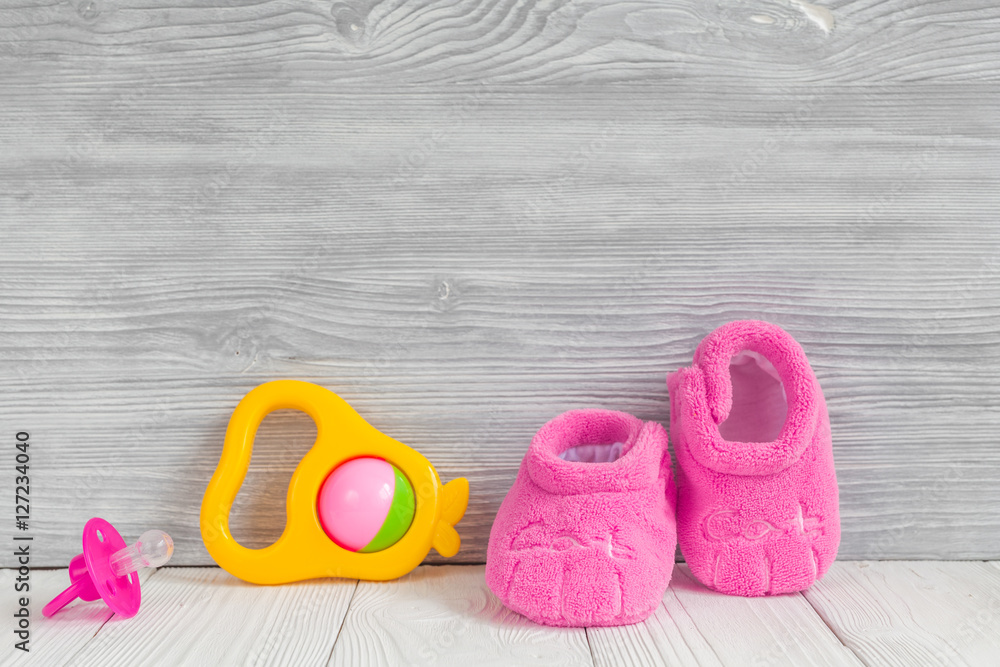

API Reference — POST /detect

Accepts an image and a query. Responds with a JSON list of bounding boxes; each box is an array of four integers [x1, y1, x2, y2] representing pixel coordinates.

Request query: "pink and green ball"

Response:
[[317, 457, 415, 553]]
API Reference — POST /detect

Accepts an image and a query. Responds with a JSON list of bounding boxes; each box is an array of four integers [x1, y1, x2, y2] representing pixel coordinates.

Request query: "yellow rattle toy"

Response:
[[201, 380, 469, 584]]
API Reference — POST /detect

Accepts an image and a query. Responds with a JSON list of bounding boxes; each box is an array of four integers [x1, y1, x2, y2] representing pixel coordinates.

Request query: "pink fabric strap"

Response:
[[677, 320, 820, 476], [693, 320, 813, 424]]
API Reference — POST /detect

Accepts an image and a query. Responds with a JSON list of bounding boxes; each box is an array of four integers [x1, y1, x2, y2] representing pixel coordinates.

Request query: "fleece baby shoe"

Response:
[[667, 320, 840, 597], [485, 410, 676, 627]]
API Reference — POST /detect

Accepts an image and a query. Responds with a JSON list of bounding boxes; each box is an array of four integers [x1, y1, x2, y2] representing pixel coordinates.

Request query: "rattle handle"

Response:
[[199, 380, 346, 582]]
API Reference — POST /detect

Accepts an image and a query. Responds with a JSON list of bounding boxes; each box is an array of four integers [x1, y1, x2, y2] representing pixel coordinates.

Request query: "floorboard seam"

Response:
[[668, 580, 725, 667], [324, 579, 360, 667], [657, 597, 699, 666], [646, 600, 679, 665], [800, 587, 871, 667], [584, 626, 598, 667], [59, 567, 165, 667]]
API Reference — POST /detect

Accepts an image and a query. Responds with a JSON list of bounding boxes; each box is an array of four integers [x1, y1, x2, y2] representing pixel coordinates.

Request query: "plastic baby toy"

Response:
[[43, 518, 174, 619], [200, 380, 469, 584]]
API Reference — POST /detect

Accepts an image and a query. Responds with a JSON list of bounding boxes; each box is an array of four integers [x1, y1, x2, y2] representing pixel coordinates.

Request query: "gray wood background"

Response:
[[1, 0, 998, 567]]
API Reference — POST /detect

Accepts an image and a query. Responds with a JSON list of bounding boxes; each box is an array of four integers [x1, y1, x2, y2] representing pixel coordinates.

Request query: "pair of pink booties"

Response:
[[485, 321, 840, 627]]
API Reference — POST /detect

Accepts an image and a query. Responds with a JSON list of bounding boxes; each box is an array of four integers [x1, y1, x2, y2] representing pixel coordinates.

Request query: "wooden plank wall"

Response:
[[0, 0, 998, 566]]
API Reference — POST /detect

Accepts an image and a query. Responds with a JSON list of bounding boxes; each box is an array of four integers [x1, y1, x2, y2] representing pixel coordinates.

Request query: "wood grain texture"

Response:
[[1, 0, 999, 567], [0, 568, 151, 667], [67, 568, 357, 667], [328, 564, 594, 666], [589, 565, 863, 667], [804, 561, 1000, 666], [0, 0, 998, 84]]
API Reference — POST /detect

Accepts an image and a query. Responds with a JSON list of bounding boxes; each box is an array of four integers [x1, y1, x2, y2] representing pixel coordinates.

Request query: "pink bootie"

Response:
[[668, 320, 840, 597], [486, 410, 677, 627]]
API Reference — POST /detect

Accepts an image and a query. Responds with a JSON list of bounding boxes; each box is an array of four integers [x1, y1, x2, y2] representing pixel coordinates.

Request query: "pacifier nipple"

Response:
[[110, 530, 174, 577]]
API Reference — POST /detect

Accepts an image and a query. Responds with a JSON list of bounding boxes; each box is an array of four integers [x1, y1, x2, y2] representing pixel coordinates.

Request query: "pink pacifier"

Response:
[[43, 518, 174, 619]]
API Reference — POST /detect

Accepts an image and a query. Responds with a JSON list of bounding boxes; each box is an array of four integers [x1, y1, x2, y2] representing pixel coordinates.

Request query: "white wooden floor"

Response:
[[3, 562, 998, 667]]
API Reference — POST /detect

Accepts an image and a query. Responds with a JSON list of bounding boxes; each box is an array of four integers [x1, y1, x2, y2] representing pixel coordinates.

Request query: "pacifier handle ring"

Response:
[[42, 582, 84, 618]]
